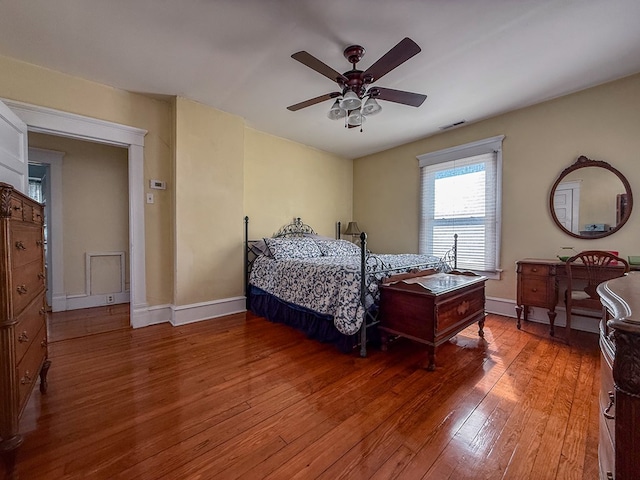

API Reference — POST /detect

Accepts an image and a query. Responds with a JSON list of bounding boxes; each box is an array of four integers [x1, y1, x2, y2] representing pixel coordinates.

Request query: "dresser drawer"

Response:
[[12, 259, 46, 316], [10, 222, 44, 268], [520, 263, 551, 276], [8, 196, 24, 220], [17, 324, 47, 414], [14, 295, 47, 364], [519, 276, 553, 305], [22, 202, 44, 225]]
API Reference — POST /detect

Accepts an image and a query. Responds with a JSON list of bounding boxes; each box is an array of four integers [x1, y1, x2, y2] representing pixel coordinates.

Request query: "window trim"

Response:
[[417, 135, 504, 278]]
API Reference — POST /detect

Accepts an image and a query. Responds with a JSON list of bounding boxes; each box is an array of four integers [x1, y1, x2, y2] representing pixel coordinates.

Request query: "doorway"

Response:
[[4, 98, 149, 328]]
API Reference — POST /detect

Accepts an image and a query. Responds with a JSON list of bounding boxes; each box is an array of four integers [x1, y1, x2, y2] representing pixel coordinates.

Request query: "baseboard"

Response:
[[113, 297, 247, 329], [51, 295, 67, 312], [485, 296, 599, 334], [59, 291, 131, 311], [137, 304, 171, 328], [170, 296, 247, 326]]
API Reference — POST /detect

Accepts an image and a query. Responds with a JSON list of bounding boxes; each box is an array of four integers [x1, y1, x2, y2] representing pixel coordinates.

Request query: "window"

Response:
[[417, 135, 504, 275], [28, 177, 43, 203]]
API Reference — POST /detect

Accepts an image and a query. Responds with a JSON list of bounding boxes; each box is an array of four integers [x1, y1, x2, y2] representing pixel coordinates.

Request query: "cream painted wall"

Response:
[[28, 133, 128, 296], [173, 97, 244, 306], [244, 128, 352, 239], [0, 54, 174, 306], [354, 73, 640, 302]]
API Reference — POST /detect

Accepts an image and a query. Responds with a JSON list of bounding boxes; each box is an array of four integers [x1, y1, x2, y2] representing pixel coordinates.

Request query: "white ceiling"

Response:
[[1, 0, 640, 159]]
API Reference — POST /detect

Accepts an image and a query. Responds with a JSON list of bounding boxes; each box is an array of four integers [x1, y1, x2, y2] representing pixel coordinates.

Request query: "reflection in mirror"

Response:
[[550, 156, 633, 239]]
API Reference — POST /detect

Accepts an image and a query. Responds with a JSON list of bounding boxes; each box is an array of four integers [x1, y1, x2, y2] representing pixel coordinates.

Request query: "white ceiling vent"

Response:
[[439, 120, 466, 130]]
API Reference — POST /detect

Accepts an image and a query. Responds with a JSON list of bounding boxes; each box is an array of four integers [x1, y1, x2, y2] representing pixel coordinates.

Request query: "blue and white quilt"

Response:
[[249, 247, 443, 335]]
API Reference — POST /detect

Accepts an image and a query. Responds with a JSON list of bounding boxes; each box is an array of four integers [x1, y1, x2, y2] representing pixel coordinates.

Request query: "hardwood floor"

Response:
[[46, 304, 130, 342], [12, 311, 599, 479]]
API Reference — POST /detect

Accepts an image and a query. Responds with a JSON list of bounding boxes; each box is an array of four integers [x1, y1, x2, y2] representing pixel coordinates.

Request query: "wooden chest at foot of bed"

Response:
[[379, 272, 487, 370]]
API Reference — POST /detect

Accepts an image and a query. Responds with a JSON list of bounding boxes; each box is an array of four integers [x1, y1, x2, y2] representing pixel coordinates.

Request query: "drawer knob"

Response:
[[15, 240, 26, 250], [16, 284, 28, 295], [603, 391, 615, 420], [531, 268, 538, 272], [20, 371, 32, 385], [13, 205, 21, 211], [41, 337, 48, 348], [36, 240, 44, 247], [39, 307, 46, 316], [38, 272, 45, 280], [18, 331, 29, 343], [607, 472, 613, 480], [531, 288, 538, 292]]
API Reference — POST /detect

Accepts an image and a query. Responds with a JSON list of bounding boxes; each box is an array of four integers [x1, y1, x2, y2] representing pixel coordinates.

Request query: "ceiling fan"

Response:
[[287, 37, 427, 128]]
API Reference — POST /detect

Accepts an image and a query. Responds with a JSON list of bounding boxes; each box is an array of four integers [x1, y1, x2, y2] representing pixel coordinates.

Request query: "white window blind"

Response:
[[418, 136, 503, 273]]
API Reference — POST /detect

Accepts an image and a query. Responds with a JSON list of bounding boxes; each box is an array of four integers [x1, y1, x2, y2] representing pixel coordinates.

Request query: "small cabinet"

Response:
[[516, 259, 558, 334]]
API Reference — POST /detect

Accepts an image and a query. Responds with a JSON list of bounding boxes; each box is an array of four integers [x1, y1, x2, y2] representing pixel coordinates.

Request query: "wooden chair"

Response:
[[564, 250, 629, 342]]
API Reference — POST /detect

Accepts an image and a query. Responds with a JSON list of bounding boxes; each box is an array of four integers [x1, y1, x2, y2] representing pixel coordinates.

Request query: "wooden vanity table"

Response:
[[597, 272, 640, 480], [515, 258, 630, 335]]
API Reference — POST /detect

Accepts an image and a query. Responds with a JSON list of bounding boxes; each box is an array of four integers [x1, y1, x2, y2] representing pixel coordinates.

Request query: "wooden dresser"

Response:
[[597, 272, 640, 480], [0, 182, 50, 478]]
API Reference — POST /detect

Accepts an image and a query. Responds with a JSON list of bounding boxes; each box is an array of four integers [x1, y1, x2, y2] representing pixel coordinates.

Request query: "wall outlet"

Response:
[[106, 294, 115, 305]]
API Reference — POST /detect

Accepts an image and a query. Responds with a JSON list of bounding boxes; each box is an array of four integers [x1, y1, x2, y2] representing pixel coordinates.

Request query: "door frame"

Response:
[[28, 147, 64, 309], [4, 99, 150, 328]]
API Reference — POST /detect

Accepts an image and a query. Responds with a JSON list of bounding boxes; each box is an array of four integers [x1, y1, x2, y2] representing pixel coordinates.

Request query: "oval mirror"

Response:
[[550, 156, 633, 239]]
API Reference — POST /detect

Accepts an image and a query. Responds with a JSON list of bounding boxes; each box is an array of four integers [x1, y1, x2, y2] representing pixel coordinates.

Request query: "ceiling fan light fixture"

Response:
[[347, 110, 365, 127], [340, 90, 362, 110], [327, 99, 346, 120], [361, 97, 382, 116]]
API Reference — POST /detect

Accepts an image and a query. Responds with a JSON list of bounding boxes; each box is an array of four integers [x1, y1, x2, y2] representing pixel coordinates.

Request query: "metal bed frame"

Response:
[[244, 216, 457, 357]]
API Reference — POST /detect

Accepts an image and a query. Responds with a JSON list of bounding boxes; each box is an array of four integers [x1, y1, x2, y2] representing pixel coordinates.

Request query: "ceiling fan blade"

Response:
[[287, 92, 340, 111], [292, 51, 348, 84], [363, 37, 421, 82], [372, 87, 427, 107]]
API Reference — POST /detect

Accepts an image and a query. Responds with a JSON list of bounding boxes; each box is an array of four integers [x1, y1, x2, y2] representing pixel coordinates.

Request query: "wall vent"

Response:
[[439, 120, 466, 130]]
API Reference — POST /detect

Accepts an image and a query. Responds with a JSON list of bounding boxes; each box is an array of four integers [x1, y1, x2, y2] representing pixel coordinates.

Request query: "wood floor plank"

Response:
[[396, 324, 544, 479], [314, 324, 518, 480], [429, 327, 560, 479], [8, 309, 601, 480]]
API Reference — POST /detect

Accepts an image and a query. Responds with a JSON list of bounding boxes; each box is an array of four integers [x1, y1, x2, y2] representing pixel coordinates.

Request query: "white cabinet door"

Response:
[[0, 99, 28, 193]]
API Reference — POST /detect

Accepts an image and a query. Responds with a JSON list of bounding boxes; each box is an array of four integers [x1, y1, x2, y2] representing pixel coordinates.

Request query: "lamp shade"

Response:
[[362, 97, 382, 116], [327, 99, 346, 120], [344, 221, 361, 235], [339, 90, 362, 110], [347, 110, 365, 127]]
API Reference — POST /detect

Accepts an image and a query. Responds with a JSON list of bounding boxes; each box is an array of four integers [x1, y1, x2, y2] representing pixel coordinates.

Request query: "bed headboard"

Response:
[[273, 217, 316, 238]]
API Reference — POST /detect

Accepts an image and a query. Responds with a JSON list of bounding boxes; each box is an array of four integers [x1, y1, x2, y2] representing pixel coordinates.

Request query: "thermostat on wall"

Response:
[[149, 179, 166, 190]]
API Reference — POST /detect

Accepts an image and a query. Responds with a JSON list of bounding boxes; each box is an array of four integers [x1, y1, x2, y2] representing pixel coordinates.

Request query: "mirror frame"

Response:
[[549, 155, 633, 239]]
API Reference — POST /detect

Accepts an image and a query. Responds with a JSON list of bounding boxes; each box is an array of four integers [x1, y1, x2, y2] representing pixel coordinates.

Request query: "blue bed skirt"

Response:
[[249, 286, 361, 353]]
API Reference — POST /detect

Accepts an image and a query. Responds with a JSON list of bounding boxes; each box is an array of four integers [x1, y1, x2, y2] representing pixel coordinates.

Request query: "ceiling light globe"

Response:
[[347, 110, 366, 127], [327, 99, 346, 120], [362, 97, 382, 116], [340, 90, 362, 110]]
